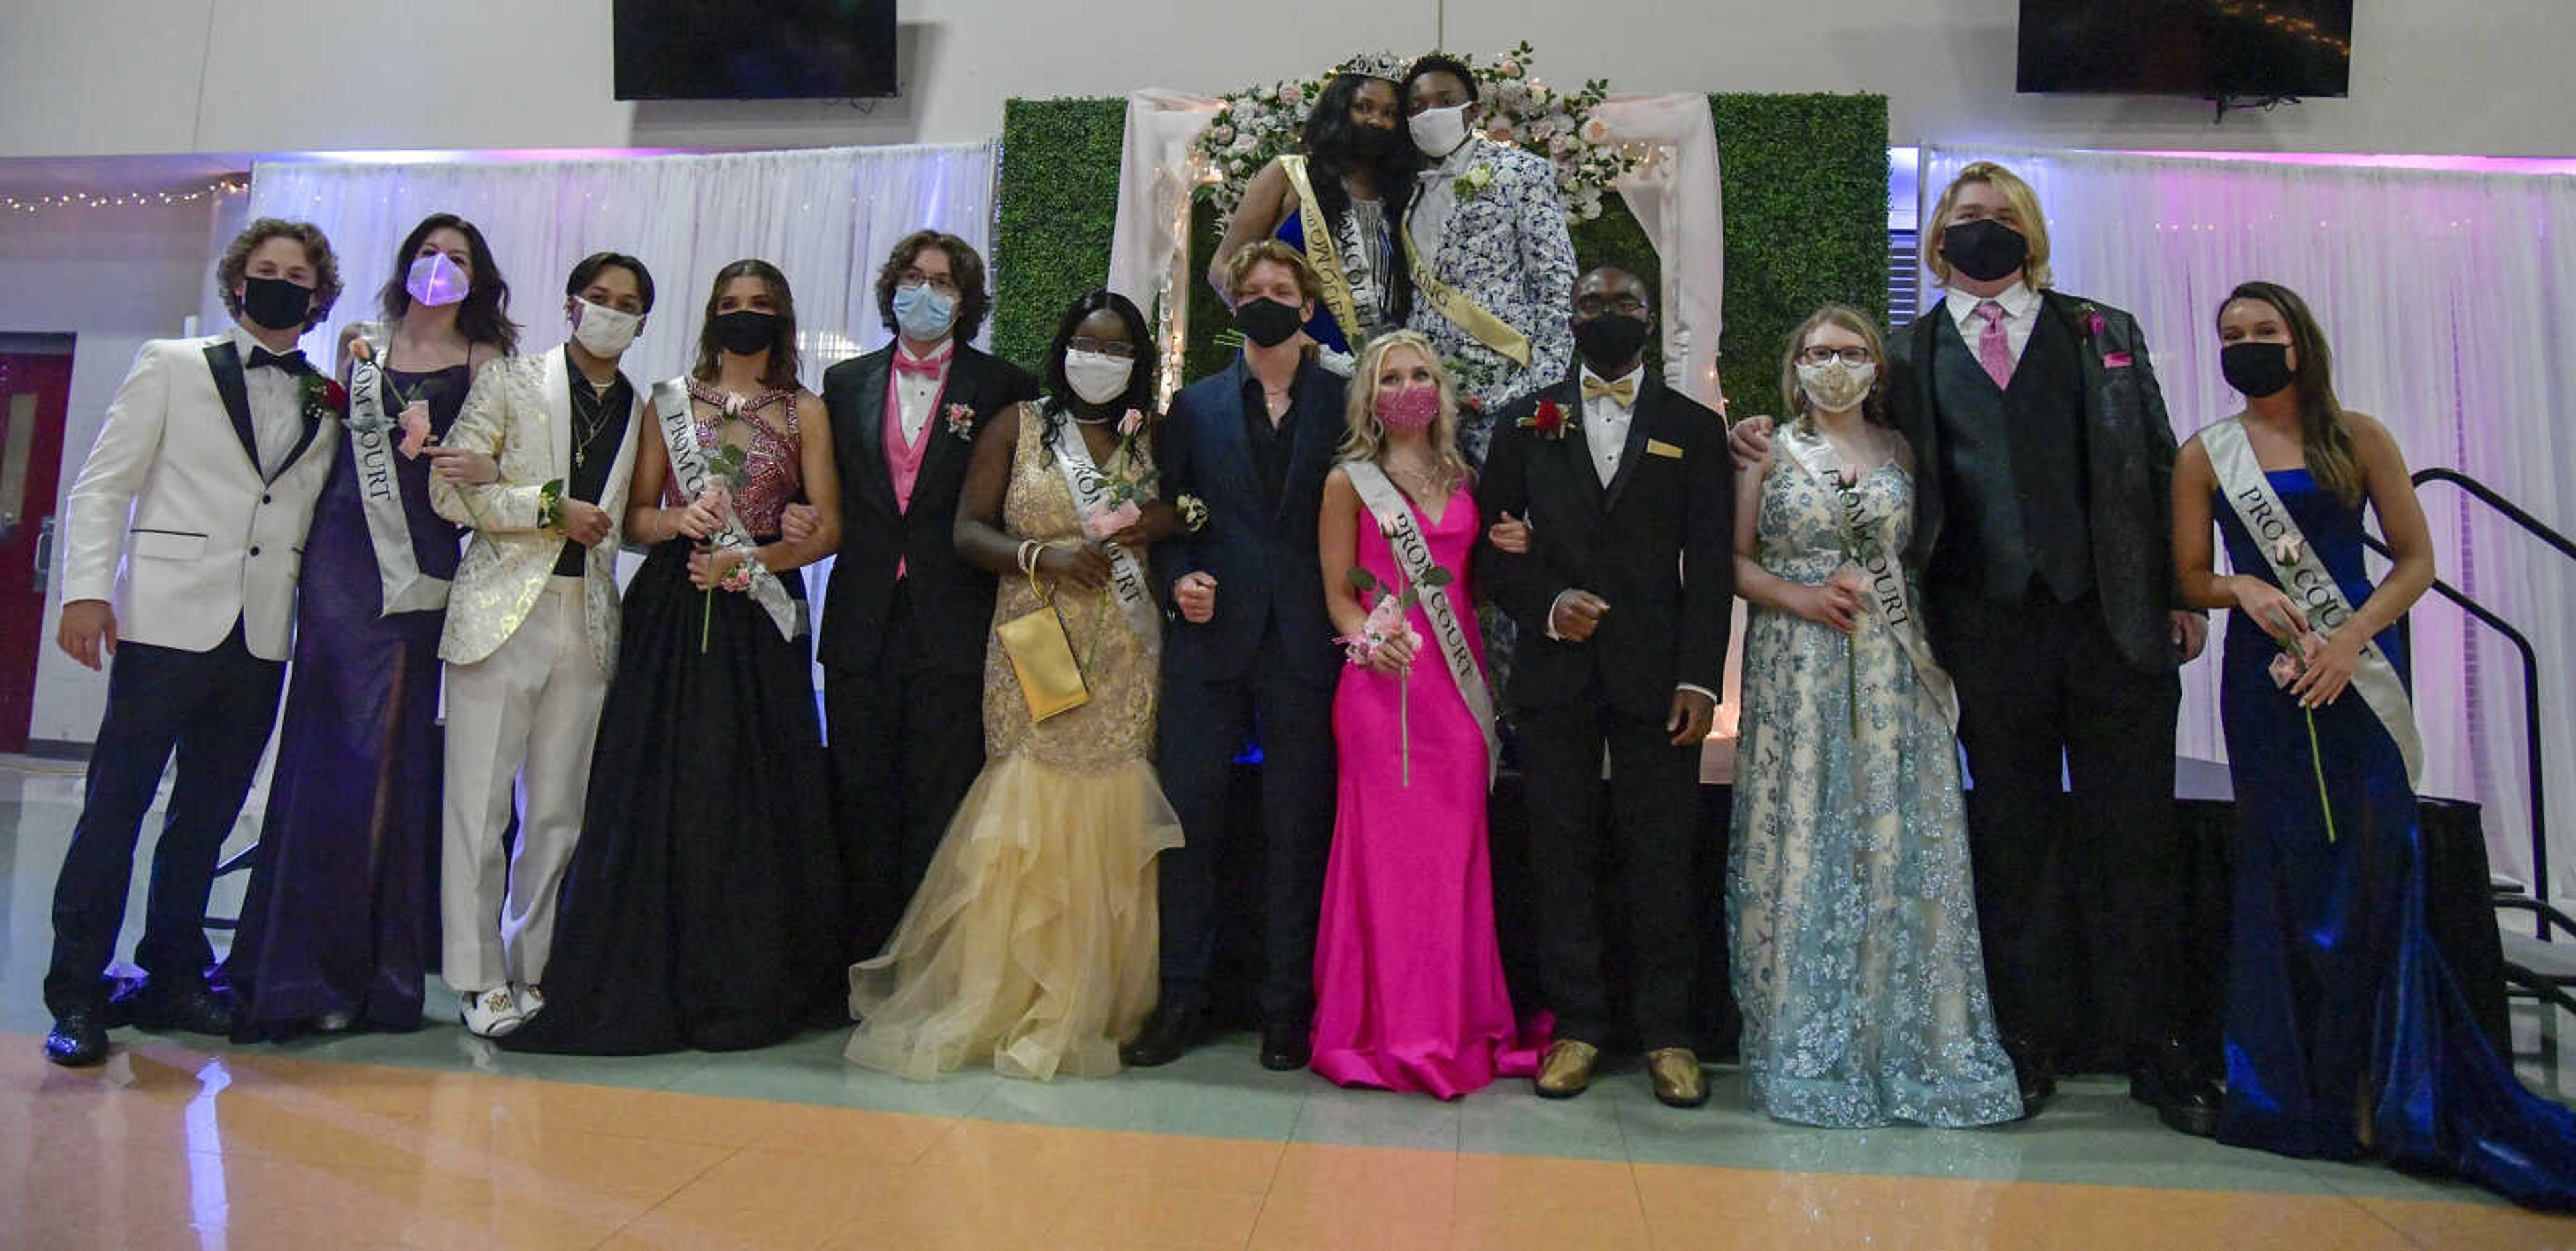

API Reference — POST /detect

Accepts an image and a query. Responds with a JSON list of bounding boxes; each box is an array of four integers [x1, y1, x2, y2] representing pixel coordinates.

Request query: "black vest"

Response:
[[1929, 303, 2093, 603]]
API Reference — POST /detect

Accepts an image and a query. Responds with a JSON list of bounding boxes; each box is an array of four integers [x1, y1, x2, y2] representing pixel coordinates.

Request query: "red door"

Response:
[[0, 351, 72, 753]]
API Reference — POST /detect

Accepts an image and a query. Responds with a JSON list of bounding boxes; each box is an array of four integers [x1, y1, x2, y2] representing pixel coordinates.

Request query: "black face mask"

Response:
[[239, 275, 314, 332], [712, 310, 777, 356], [1233, 298, 1305, 348], [2220, 341, 2296, 399], [1939, 218, 2029, 284], [1572, 313, 1651, 371], [1350, 123, 1397, 157]]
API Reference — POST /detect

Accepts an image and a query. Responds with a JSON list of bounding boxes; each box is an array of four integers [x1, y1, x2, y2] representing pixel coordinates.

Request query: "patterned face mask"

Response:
[[1796, 357, 1877, 414]]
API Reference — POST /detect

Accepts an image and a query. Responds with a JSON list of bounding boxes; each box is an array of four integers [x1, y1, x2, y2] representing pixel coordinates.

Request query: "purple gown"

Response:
[[223, 362, 467, 1038]]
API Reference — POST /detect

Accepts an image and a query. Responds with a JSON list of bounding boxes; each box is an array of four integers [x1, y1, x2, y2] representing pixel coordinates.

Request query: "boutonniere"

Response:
[[1519, 397, 1575, 440], [2077, 303, 2108, 339], [2267, 533, 2304, 565], [943, 402, 975, 442], [298, 374, 348, 423], [1453, 163, 1495, 200]]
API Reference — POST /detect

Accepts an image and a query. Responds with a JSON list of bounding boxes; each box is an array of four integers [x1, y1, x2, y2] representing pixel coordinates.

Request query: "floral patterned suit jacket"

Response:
[[1401, 135, 1578, 461]]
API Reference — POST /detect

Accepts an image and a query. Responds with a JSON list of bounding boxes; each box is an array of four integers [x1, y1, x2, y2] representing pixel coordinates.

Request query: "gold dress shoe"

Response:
[[1534, 1040, 1599, 1099], [1647, 1047, 1708, 1108]]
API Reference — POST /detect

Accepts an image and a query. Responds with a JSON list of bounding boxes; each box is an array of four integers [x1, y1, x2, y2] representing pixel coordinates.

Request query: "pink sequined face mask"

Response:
[[1375, 383, 1440, 431]]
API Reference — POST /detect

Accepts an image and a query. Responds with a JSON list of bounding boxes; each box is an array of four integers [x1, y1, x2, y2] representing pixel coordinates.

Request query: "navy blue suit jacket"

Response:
[[1155, 356, 1348, 690]]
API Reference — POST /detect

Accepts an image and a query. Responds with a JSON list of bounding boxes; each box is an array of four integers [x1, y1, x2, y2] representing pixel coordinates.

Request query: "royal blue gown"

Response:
[[2215, 468, 2576, 1208]]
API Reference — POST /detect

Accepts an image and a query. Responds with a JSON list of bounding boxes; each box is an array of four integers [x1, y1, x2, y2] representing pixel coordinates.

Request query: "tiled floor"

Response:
[[4, 755, 2573, 1250]]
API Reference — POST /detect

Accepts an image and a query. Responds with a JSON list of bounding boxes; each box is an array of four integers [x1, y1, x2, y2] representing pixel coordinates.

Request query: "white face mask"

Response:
[[1063, 349, 1134, 406], [1796, 357, 1877, 414], [1408, 103, 1471, 158], [570, 298, 643, 358]]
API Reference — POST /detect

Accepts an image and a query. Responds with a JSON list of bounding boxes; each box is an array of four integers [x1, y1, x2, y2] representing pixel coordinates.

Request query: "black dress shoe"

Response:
[[1259, 1019, 1311, 1071], [46, 1008, 110, 1066], [2004, 1038, 2056, 1118], [2131, 1039, 2221, 1138], [1120, 1003, 1203, 1068], [121, 978, 240, 1036]]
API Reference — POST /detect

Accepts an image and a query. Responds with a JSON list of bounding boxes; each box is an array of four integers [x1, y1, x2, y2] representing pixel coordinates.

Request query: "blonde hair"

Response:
[[1226, 239, 1320, 303], [1778, 304, 1894, 428], [1340, 331, 1470, 496], [1923, 161, 2053, 290]]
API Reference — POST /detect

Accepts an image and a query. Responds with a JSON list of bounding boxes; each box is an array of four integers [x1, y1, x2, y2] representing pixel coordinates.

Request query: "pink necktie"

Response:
[[1974, 299, 2015, 390]]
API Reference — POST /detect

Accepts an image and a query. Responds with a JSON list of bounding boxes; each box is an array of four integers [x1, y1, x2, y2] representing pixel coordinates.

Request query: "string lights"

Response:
[[1, 178, 248, 214]]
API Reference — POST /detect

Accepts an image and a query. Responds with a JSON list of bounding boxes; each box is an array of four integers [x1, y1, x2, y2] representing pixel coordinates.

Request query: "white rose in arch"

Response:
[[1580, 116, 1612, 144], [1498, 58, 1522, 76]]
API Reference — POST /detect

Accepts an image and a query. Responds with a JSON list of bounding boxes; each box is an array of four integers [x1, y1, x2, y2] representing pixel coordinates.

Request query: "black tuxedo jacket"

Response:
[[1152, 356, 1348, 689], [1895, 290, 2187, 672], [1477, 371, 1734, 722], [816, 341, 1040, 675]]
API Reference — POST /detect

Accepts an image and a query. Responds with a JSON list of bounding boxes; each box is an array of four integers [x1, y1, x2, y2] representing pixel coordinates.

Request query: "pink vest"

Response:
[[885, 346, 951, 577]]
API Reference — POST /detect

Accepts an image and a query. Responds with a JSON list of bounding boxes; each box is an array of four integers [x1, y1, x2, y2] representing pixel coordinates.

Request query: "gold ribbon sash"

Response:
[[2202, 415, 2424, 785], [1277, 156, 1368, 348], [1402, 201, 1533, 368]]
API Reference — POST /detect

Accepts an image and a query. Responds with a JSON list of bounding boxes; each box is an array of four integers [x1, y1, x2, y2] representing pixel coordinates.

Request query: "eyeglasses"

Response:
[[1067, 337, 1137, 359], [899, 270, 961, 296], [1574, 296, 1649, 317], [1796, 347, 1875, 366]]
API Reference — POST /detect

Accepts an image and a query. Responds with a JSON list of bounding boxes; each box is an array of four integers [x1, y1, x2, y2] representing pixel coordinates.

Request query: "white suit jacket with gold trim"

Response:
[[431, 347, 643, 673]]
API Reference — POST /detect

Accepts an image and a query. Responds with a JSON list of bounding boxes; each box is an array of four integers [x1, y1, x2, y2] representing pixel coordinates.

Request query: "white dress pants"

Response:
[[440, 578, 607, 993]]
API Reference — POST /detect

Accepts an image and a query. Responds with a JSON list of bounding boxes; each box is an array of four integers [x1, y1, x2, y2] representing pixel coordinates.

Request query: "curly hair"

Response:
[[873, 230, 991, 343], [216, 218, 343, 331], [1401, 54, 1479, 104]]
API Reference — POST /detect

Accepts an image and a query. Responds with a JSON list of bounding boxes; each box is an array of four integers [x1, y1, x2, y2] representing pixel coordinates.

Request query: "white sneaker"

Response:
[[460, 987, 524, 1038], [513, 984, 546, 1023]]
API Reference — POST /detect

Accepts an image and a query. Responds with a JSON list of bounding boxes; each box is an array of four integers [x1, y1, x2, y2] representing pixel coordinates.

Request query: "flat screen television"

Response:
[[2017, 1, 2353, 99], [614, 0, 898, 101]]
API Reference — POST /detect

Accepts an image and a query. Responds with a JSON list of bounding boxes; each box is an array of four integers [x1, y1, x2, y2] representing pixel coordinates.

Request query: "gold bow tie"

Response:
[[1580, 374, 1636, 406]]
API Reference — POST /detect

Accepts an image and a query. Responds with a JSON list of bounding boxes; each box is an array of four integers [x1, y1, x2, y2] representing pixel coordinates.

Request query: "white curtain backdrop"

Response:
[[1923, 145, 2576, 897], [228, 142, 1000, 687], [225, 143, 998, 386]]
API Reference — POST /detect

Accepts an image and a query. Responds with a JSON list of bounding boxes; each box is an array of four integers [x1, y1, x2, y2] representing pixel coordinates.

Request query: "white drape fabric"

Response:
[[1106, 89, 1725, 408], [231, 142, 1000, 690], [1923, 145, 2576, 895], [225, 143, 999, 388]]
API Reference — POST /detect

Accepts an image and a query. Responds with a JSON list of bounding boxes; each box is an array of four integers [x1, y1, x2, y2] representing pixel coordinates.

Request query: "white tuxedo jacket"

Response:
[[432, 348, 644, 673], [60, 335, 339, 662]]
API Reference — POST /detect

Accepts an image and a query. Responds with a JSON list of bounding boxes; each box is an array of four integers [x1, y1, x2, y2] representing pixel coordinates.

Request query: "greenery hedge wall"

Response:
[[994, 93, 1887, 417]]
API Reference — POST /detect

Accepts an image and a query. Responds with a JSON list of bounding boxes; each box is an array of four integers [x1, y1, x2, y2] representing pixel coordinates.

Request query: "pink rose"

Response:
[[2269, 651, 2303, 689], [1117, 409, 1144, 438], [1084, 498, 1142, 540], [1580, 116, 1611, 144], [396, 400, 433, 459], [1498, 59, 1522, 77], [1829, 564, 1868, 596]]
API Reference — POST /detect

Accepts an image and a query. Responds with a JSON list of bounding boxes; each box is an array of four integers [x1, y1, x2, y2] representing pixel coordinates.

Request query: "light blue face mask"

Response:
[[892, 283, 958, 341]]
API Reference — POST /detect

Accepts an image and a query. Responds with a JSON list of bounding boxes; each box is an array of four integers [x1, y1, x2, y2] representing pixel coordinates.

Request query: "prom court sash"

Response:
[[2203, 416, 2425, 785], [649, 378, 806, 641], [1047, 410, 1163, 659], [1401, 205, 1532, 368], [1277, 156, 1368, 346], [1776, 421, 1959, 730], [343, 321, 449, 614], [1343, 460, 1501, 783]]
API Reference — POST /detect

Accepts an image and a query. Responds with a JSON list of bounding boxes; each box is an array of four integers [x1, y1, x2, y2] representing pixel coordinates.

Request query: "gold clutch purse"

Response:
[[995, 573, 1089, 722]]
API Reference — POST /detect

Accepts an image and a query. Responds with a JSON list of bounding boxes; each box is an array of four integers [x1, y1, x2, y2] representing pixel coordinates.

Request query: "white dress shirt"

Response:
[[1407, 139, 1483, 267], [1942, 280, 2039, 368], [892, 337, 954, 446], [1578, 362, 1642, 488], [232, 327, 309, 478]]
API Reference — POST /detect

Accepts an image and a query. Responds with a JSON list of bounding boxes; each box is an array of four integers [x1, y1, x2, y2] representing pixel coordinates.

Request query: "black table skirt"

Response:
[[1214, 767, 2506, 1069]]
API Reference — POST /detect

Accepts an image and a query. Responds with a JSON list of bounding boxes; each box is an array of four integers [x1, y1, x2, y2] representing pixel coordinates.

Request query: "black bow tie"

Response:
[[246, 347, 314, 376]]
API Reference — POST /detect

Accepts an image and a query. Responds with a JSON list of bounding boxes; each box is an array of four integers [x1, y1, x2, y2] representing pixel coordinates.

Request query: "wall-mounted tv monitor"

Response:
[[2017, 1, 2353, 99], [614, 0, 898, 101]]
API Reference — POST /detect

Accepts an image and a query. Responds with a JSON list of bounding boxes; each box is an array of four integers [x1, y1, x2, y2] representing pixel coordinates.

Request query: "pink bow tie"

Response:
[[892, 352, 945, 378]]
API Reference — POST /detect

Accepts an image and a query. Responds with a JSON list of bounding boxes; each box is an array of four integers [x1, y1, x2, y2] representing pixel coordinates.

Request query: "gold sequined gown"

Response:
[[846, 406, 1184, 1081]]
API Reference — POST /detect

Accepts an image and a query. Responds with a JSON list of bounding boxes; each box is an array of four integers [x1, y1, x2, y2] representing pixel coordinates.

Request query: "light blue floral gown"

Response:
[[1727, 447, 2022, 1128]]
